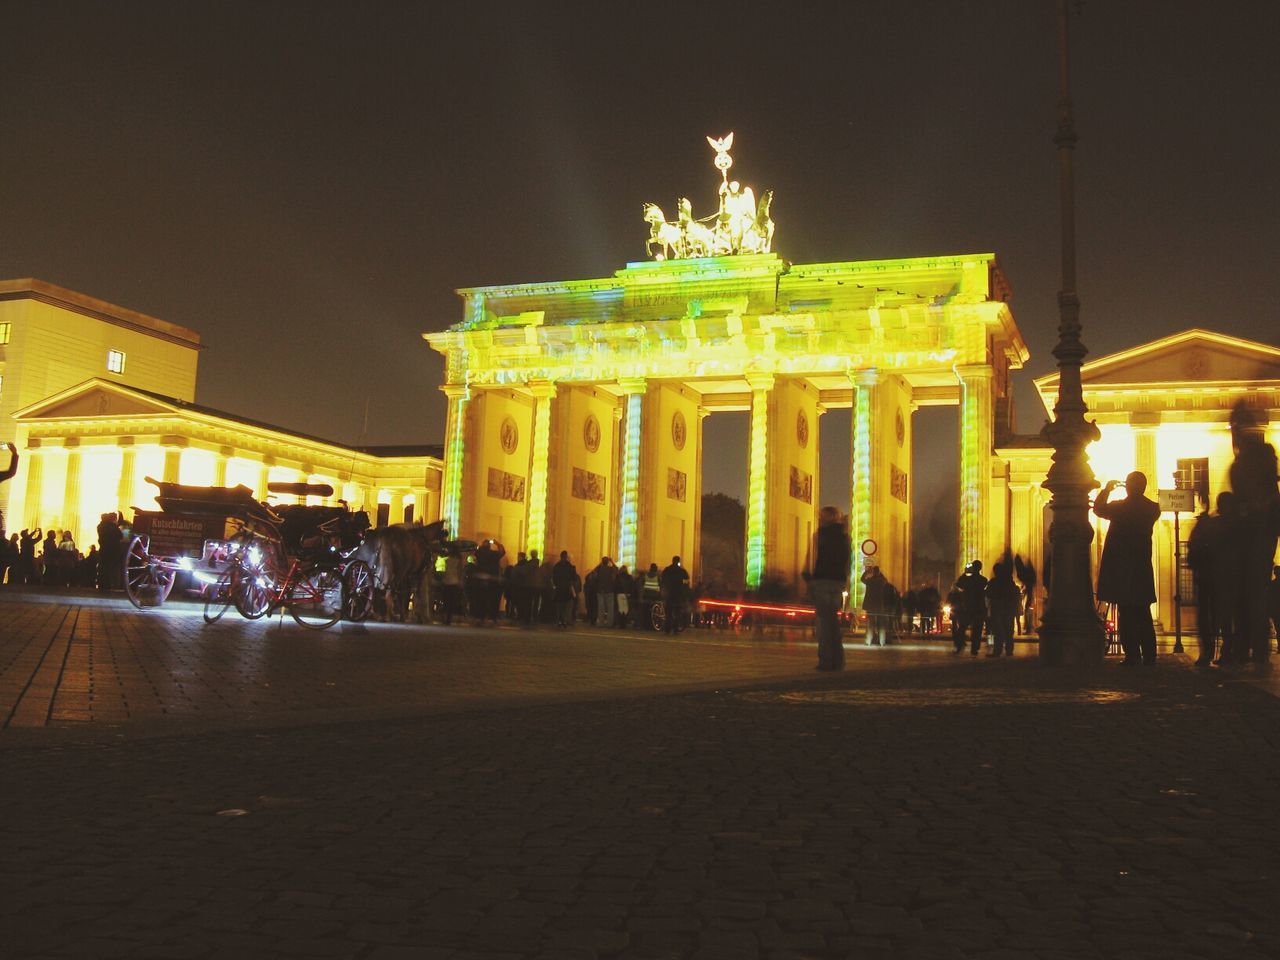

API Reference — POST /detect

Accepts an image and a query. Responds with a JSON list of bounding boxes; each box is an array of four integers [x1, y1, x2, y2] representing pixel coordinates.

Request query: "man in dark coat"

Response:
[[551, 551, 579, 628], [1093, 471, 1161, 665], [1227, 402, 1279, 664], [954, 561, 989, 655], [807, 506, 850, 669], [659, 556, 689, 634]]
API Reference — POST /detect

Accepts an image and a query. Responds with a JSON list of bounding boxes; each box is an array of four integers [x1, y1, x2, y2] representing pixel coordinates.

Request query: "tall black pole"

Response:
[[1038, 0, 1104, 664]]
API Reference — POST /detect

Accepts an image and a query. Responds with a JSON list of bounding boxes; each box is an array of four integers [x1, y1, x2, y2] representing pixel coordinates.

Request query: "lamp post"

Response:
[[1038, 0, 1105, 665]]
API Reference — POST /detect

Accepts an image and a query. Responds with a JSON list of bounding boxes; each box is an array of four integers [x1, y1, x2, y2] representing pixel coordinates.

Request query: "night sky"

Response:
[[3, 1, 1276, 556]]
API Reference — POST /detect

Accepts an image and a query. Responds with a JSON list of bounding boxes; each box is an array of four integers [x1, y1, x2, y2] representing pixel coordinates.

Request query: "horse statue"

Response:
[[643, 203, 683, 261]]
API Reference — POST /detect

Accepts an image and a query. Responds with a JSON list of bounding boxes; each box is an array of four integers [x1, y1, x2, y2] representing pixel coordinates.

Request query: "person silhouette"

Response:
[[1093, 471, 1161, 665]]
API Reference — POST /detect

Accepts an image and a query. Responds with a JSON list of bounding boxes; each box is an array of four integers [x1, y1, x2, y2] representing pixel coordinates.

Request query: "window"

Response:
[[0, 322, 10, 344], [107, 349, 126, 374], [1175, 457, 1210, 510]]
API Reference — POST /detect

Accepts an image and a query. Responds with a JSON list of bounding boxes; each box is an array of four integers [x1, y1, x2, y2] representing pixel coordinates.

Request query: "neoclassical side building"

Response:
[[1035, 329, 1280, 631], [425, 252, 1029, 596], [1, 280, 442, 545]]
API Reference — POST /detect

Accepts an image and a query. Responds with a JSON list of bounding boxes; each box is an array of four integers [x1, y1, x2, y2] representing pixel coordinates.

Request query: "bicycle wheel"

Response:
[[289, 567, 344, 629], [650, 600, 666, 632], [202, 566, 238, 623], [342, 560, 374, 622], [234, 564, 274, 620]]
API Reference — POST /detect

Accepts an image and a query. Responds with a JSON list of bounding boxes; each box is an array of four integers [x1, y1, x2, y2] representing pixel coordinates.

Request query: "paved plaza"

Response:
[[1, 590, 1278, 959]]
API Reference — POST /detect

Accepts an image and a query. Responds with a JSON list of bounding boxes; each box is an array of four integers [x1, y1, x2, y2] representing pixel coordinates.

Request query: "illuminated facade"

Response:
[[0, 278, 201, 451], [425, 252, 1028, 597], [1034, 329, 1280, 630], [1, 280, 442, 545], [7, 379, 443, 548]]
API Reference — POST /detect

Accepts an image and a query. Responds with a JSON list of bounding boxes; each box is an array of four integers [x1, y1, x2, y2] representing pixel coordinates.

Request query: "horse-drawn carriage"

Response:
[[122, 478, 374, 629]]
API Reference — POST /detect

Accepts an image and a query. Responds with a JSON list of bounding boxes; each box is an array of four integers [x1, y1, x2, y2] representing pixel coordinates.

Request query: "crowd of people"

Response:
[[428, 542, 697, 633], [0, 512, 127, 590]]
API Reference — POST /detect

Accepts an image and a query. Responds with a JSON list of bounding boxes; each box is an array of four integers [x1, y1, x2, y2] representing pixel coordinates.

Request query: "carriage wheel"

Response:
[[289, 567, 344, 630], [342, 560, 374, 622], [202, 566, 238, 623], [122, 536, 176, 609]]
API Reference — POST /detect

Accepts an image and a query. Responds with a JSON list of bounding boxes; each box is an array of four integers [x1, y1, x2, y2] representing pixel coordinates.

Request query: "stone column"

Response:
[[161, 443, 183, 485], [956, 364, 994, 572], [213, 448, 230, 488], [1131, 413, 1159, 487], [524, 380, 557, 559], [849, 368, 881, 601], [616, 378, 646, 571], [745, 373, 775, 589], [256, 461, 272, 501], [117, 441, 136, 515], [692, 405, 710, 583], [61, 442, 82, 539], [23, 445, 44, 530], [440, 384, 470, 538]]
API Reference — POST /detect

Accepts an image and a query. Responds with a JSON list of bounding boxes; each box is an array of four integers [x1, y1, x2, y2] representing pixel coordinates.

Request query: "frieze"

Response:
[[571, 467, 606, 504], [667, 468, 687, 503], [487, 467, 526, 503], [890, 464, 909, 504], [789, 466, 812, 504]]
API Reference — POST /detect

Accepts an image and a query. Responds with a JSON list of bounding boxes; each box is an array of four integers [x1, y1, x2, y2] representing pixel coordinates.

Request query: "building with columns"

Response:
[[1034, 329, 1280, 631], [425, 252, 1028, 598], [1, 280, 442, 546]]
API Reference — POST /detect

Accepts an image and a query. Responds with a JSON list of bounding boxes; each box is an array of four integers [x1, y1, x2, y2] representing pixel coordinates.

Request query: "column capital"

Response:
[[849, 367, 880, 387], [617, 377, 647, 395], [745, 372, 775, 392], [442, 383, 471, 400], [528, 379, 557, 400], [697, 406, 712, 420], [955, 363, 995, 381]]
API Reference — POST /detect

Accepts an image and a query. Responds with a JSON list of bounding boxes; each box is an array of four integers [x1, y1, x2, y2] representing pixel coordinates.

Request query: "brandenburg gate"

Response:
[[424, 136, 1028, 597]]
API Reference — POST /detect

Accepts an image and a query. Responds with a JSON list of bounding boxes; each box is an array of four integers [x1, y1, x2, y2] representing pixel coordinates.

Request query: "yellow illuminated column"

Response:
[[692, 405, 710, 583], [441, 384, 470, 537], [162, 443, 182, 485], [616, 378, 646, 571], [957, 364, 994, 571], [23, 445, 44, 529], [1131, 414, 1159, 486], [214, 448, 230, 488], [117, 442, 136, 515], [524, 380, 557, 558], [62, 442, 82, 537], [256, 462, 271, 500], [745, 373, 775, 589], [849, 368, 880, 602]]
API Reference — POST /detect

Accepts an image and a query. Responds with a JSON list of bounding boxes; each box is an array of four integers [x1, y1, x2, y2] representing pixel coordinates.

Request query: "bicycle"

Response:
[[232, 518, 370, 630]]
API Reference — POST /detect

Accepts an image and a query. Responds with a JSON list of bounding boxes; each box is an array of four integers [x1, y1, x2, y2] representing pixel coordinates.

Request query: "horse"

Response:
[[739, 189, 775, 254], [353, 520, 448, 622], [643, 203, 682, 260], [676, 197, 720, 257]]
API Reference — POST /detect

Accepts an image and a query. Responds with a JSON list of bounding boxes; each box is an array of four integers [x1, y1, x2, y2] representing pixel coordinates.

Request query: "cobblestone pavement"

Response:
[[2, 591, 1278, 959]]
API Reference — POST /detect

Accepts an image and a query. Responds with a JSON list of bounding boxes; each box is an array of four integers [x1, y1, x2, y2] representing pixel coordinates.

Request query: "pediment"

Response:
[[15, 382, 176, 421], [1040, 331, 1280, 392], [1087, 334, 1280, 385]]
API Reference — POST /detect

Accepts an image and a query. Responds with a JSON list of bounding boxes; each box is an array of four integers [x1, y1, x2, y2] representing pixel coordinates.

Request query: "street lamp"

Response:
[[1037, 0, 1105, 665]]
